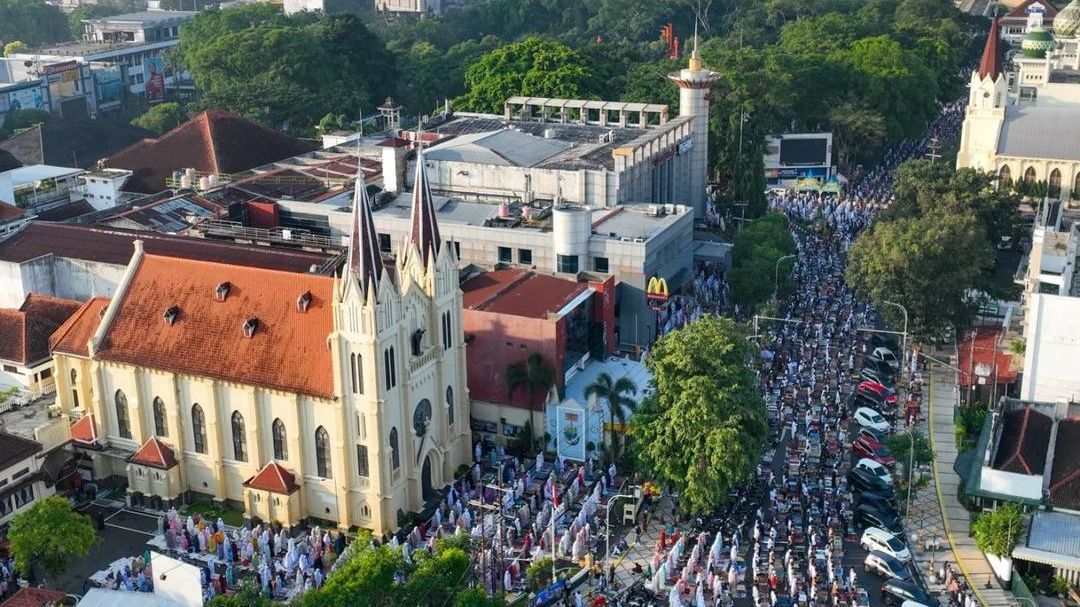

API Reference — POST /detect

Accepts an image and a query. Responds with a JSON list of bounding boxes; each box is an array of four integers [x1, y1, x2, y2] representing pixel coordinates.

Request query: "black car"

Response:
[[856, 490, 895, 510], [860, 367, 896, 388], [857, 503, 902, 533], [849, 467, 895, 495], [854, 392, 891, 415], [862, 358, 896, 379], [881, 579, 939, 606], [869, 333, 900, 352]]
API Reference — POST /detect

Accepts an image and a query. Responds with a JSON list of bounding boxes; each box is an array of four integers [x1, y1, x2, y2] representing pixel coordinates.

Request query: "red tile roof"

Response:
[[129, 436, 178, 469], [96, 254, 336, 398], [50, 297, 109, 358], [462, 269, 590, 320], [0, 201, 23, 224], [244, 461, 299, 494], [992, 408, 1052, 475], [978, 17, 1004, 80], [0, 294, 83, 365], [0, 587, 65, 607], [0, 222, 330, 273], [104, 109, 319, 194], [1003, 0, 1058, 22], [957, 327, 1017, 387], [70, 414, 98, 445]]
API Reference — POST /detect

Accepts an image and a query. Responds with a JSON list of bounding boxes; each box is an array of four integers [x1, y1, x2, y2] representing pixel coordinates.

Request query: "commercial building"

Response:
[[374, 0, 442, 15], [461, 268, 614, 445], [49, 165, 470, 533]]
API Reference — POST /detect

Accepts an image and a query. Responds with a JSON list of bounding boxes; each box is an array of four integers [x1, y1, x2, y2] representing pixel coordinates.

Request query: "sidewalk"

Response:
[[919, 360, 1013, 607]]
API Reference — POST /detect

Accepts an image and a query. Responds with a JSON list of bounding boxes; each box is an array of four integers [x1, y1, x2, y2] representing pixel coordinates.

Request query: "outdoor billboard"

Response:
[[7, 86, 45, 111], [96, 66, 123, 107], [144, 56, 166, 103]]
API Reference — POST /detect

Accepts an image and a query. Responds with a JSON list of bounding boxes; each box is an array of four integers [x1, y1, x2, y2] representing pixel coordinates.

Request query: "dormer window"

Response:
[[242, 317, 259, 338], [163, 305, 180, 326], [297, 291, 312, 312], [215, 281, 231, 301]]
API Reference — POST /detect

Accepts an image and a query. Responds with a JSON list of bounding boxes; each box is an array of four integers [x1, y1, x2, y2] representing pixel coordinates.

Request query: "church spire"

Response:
[[409, 149, 441, 267], [347, 175, 383, 297], [978, 17, 1004, 81]]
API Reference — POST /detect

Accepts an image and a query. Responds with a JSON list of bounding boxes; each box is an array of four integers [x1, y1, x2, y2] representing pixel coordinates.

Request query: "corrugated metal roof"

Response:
[[425, 129, 572, 168], [997, 106, 1080, 161], [1026, 510, 1080, 558]]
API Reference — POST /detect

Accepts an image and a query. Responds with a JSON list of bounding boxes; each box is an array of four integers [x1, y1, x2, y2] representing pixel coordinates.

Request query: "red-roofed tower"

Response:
[[957, 18, 1009, 171]]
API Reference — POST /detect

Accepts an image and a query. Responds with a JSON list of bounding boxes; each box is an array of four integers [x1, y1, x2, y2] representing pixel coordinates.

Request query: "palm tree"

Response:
[[585, 372, 638, 459], [506, 352, 555, 453]]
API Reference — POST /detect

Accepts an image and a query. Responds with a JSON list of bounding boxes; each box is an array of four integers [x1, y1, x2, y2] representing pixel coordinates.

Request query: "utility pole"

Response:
[[925, 136, 942, 164]]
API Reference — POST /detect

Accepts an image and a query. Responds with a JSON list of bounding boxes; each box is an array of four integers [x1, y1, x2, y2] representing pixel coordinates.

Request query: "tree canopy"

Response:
[[972, 503, 1024, 557], [132, 102, 189, 135], [730, 214, 796, 312], [0, 0, 71, 47], [847, 160, 1017, 339], [632, 316, 767, 514], [454, 37, 602, 113], [8, 496, 98, 578]]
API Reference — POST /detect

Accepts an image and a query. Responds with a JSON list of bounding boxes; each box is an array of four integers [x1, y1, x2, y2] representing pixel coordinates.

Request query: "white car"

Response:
[[861, 527, 911, 562], [856, 458, 894, 485], [871, 346, 900, 370], [855, 407, 890, 433]]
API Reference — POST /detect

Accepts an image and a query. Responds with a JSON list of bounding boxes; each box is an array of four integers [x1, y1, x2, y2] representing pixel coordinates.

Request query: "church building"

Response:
[[49, 155, 471, 534]]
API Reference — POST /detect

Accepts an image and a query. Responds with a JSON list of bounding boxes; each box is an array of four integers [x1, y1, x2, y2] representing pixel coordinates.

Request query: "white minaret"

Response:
[[669, 24, 719, 217]]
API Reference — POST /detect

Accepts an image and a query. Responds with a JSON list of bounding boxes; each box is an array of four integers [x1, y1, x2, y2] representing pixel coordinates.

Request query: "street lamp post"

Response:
[[881, 300, 908, 376], [604, 493, 638, 579], [773, 254, 797, 304]]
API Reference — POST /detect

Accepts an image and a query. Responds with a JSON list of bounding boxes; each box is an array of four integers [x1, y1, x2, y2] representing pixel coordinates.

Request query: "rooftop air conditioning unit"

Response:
[[664, 204, 675, 215], [647, 204, 660, 216]]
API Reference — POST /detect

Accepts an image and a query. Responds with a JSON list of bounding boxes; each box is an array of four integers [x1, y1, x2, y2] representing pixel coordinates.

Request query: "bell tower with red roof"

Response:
[[958, 18, 1010, 171]]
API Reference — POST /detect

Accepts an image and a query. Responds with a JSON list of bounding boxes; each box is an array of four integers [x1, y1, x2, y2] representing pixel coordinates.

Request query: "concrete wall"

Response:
[[463, 310, 562, 409], [1022, 293, 1080, 402], [0, 256, 126, 308]]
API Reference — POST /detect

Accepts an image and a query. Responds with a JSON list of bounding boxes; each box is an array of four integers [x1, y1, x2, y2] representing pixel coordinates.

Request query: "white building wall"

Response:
[[1022, 293, 1080, 402]]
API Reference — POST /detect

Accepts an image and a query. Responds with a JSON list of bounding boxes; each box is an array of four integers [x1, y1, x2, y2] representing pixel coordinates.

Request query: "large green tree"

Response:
[[846, 210, 993, 340], [0, 0, 71, 46], [132, 102, 189, 135], [8, 496, 98, 578], [455, 37, 602, 113], [632, 316, 767, 514], [730, 213, 796, 311]]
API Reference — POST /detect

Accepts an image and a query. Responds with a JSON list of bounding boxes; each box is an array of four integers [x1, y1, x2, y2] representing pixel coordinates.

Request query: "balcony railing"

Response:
[[409, 346, 440, 374]]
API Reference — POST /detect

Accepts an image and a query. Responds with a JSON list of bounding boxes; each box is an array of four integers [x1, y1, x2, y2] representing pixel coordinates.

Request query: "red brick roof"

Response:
[[70, 414, 98, 445], [978, 17, 1004, 81], [50, 297, 109, 358], [0, 587, 65, 607], [0, 294, 82, 365], [1049, 418, 1080, 510], [957, 327, 1017, 387], [462, 269, 590, 320], [244, 461, 299, 494], [129, 436, 178, 469], [0, 222, 330, 273], [0, 201, 23, 224], [95, 254, 336, 398], [104, 109, 319, 194]]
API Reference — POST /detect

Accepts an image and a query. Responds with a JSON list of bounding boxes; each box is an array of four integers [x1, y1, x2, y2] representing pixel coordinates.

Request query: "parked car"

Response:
[[854, 392, 892, 417], [861, 527, 911, 562], [856, 458, 894, 485], [856, 490, 895, 511], [854, 407, 890, 433], [858, 426, 888, 444], [871, 346, 900, 371], [869, 333, 900, 352], [857, 503, 902, 533], [863, 358, 896, 379], [860, 366, 896, 388], [859, 380, 898, 405], [864, 551, 912, 581], [855, 589, 871, 607], [853, 436, 896, 467], [849, 467, 895, 496], [881, 580, 939, 607]]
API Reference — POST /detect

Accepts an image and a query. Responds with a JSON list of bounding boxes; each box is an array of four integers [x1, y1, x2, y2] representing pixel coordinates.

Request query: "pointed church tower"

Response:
[[957, 18, 1009, 171], [346, 175, 384, 300], [970, 17, 1008, 110], [408, 149, 442, 270]]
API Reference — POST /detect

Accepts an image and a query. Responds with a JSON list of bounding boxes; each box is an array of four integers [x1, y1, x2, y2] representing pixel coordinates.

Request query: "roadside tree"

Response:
[[8, 496, 97, 579]]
